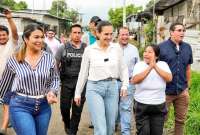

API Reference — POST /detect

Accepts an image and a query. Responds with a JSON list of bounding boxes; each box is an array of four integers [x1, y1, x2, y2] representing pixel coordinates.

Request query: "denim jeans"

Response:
[[9, 94, 51, 135], [86, 79, 119, 135], [117, 81, 134, 135]]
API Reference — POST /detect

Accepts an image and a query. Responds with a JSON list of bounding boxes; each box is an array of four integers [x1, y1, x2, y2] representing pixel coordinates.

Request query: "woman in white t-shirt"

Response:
[[131, 45, 172, 135]]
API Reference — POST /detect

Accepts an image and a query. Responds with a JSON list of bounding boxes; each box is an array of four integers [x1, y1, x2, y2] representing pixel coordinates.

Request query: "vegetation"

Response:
[[108, 4, 142, 29], [144, 20, 156, 45], [49, 0, 79, 23], [165, 72, 200, 135], [1, 0, 27, 10]]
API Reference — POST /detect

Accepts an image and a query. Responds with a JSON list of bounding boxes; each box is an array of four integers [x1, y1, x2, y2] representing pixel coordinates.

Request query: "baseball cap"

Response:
[[90, 16, 101, 25]]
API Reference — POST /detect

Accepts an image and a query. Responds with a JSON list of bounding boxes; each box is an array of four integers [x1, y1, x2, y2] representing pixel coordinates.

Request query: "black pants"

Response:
[[60, 80, 86, 134], [133, 101, 166, 135]]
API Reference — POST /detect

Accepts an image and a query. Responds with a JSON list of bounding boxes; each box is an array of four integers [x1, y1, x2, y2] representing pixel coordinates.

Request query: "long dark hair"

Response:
[[15, 23, 44, 63]]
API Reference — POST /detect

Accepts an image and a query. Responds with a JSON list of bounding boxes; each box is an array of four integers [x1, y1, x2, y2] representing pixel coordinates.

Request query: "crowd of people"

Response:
[[0, 8, 193, 135]]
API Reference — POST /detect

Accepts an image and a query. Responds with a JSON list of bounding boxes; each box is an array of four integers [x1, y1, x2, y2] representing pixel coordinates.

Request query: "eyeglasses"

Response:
[[174, 29, 186, 32]]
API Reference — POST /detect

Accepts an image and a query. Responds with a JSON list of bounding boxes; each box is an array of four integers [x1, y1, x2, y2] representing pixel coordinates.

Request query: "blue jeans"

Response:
[[117, 81, 134, 135], [9, 94, 51, 135], [86, 79, 119, 135]]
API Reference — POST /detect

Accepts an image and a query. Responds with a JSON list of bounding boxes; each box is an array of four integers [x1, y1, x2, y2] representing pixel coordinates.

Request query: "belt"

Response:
[[103, 77, 116, 81], [16, 93, 46, 99], [117, 77, 132, 82]]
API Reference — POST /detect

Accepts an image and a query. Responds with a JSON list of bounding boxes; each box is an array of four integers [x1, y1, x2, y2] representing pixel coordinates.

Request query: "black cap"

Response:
[[90, 16, 101, 25]]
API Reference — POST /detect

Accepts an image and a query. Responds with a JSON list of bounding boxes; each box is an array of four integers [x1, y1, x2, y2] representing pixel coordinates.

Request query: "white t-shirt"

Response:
[[132, 61, 171, 105], [0, 38, 16, 79], [44, 38, 61, 56]]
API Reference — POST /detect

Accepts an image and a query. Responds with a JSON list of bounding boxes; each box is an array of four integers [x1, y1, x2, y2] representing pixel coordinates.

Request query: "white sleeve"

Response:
[[75, 47, 90, 98], [132, 62, 145, 77]]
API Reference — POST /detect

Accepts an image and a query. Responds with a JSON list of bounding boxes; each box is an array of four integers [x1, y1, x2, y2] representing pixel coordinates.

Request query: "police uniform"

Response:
[[55, 41, 86, 135]]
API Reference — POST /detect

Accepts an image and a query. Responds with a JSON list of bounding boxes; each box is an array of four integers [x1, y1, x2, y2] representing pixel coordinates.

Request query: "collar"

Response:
[[168, 38, 183, 46], [68, 41, 82, 49]]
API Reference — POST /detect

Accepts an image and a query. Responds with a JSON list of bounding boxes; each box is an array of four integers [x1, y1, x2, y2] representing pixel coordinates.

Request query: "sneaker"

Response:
[[0, 129, 6, 135]]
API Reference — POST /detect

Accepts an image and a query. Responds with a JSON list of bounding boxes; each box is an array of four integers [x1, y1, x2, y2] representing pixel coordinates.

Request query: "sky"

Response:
[[15, 0, 150, 25]]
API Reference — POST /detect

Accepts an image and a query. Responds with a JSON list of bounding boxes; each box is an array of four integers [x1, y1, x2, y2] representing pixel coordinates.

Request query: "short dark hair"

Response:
[[96, 21, 112, 33], [0, 25, 9, 35], [70, 24, 82, 32], [146, 44, 160, 61], [118, 26, 129, 35], [90, 16, 101, 26], [169, 22, 184, 31]]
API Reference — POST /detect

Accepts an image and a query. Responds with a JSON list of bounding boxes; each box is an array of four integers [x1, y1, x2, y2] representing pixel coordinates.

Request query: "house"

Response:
[[0, 10, 71, 37]]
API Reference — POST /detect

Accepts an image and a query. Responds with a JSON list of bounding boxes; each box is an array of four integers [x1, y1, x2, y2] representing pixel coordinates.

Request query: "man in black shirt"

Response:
[[55, 24, 86, 135]]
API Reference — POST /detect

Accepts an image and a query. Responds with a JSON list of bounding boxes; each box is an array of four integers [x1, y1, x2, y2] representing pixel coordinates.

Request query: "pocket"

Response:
[[86, 81, 98, 91]]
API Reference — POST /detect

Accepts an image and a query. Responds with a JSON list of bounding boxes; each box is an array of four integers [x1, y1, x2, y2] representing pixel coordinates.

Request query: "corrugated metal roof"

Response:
[[154, 0, 185, 11]]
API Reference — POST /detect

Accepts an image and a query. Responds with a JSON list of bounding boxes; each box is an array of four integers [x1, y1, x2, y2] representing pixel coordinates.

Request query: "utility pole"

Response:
[[153, 0, 156, 43], [57, 0, 60, 37], [123, 0, 126, 26], [32, 0, 34, 14]]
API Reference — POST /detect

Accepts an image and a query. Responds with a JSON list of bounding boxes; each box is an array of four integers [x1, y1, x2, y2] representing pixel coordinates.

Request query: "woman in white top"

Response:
[[131, 45, 172, 135], [74, 21, 129, 135]]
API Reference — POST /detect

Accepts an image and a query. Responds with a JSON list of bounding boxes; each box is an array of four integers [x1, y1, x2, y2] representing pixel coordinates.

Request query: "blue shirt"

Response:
[[120, 43, 140, 78], [159, 38, 193, 95], [88, 32, 96, 45]]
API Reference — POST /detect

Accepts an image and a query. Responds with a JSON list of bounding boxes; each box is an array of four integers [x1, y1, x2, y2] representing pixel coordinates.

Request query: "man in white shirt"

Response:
[[44, 29, 61, 56], [0, 9, 18, 135], [116, 27, 140, 135]]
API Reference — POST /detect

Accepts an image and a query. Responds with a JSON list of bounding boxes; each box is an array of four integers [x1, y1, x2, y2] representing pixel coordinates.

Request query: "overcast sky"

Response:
[[15, 0, 150, 25]]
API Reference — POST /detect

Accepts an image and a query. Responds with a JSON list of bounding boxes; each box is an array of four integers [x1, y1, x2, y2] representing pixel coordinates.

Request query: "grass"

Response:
[[165, 71, 200, 135]]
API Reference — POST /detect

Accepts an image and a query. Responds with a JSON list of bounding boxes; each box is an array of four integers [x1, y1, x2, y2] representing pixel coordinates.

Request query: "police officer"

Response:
[[55, 24, 86, 135]]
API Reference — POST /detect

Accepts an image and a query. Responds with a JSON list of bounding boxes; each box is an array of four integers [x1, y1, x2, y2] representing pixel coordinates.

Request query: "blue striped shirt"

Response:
[[0, 51, 60, 98]]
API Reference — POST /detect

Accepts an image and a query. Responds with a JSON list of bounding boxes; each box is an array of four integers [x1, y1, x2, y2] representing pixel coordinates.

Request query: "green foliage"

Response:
[[108, 4, 142, 29], [165, 72, 200, 135], [144, 20, 156, 45], [49, 0, 78, 22], [13, 1, 27, 11], [49, 0, 67, 18], [1, 0, 27, 10]]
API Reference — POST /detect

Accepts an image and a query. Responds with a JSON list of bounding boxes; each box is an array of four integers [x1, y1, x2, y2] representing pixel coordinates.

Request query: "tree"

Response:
[[13, 1, 27, 10], [108, 4, 142, 29], [65, 8, 79, 23], [49, 0, 79, 23], [145, 0, 155, 9], [49, 0, 67, 18], [1, 0, 27, 10]]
